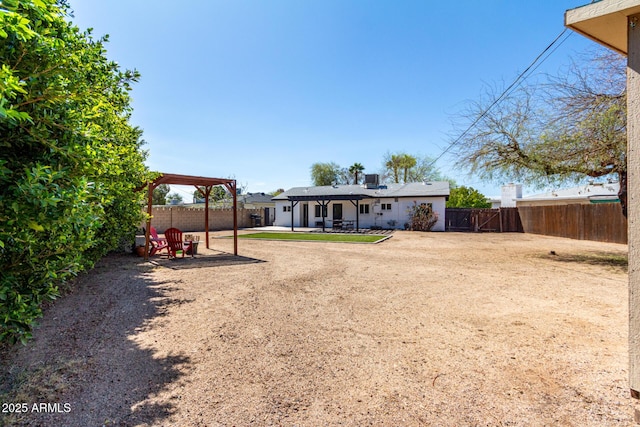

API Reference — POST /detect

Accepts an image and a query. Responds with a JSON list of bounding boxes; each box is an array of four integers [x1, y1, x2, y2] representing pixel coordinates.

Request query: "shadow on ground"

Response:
[[542, 250, 628, 272], [149, 251, 265, 270], [0, 254, 192, 427]]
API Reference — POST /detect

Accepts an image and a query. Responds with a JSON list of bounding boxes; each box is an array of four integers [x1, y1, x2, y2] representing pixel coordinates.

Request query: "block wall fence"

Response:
[[143, 206, 263, 233]]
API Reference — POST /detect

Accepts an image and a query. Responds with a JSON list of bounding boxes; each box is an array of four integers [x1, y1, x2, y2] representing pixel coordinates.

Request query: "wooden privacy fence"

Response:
[[445, 208, 523, 233], [518, 203, 627, 244]]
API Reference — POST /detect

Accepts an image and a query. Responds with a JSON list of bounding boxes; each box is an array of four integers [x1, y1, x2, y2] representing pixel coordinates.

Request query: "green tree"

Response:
[[0, 0, 151, 343], [193, 185, 227, 203], [310, 162, 342, 186], [153, 184, 170, 205], [446, 186, 491, 208], [453, 48, 627, 215], [167, 193, 183, 204], [348, 162, 365, 184]]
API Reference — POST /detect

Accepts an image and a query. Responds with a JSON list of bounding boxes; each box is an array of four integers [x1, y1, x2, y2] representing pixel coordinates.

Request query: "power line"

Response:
[[429, 28, 573, 166]]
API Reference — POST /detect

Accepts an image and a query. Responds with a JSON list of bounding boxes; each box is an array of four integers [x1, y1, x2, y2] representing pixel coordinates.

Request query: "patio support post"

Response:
[[222, 180, 238, 256], [291, 200, 294, 231], [144, 181, 154, 261], [232, 181, 238, 255], [194, 185, 213, 249], [319, 200, 328, 232], [349, 199, 360, 231], [204, 186, 212, 249], [629, 13, 640, 397]]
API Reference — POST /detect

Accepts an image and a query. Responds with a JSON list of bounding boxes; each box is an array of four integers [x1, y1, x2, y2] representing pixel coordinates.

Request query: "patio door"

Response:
[[333, 203, 342, 220], [302, 204, 309, 227]]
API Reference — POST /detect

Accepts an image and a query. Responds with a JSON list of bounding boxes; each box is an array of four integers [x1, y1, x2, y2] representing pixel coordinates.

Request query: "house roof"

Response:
[[565, 0, 640, 56], [239, 192, 274, 204], [517, 182, 620, 202], [272, 182, 450, 201]]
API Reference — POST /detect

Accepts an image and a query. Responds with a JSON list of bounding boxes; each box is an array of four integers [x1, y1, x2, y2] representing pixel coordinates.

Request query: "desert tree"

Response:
[[451, 48, 627, 215], [406, 155, 448, 182]]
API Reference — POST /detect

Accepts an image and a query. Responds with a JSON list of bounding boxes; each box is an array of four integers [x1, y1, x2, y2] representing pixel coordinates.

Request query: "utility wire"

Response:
[[429, 28, 572, 167]]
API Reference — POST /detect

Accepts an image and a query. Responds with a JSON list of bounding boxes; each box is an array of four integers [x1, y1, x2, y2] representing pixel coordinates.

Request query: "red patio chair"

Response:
[[164, 227, 193, 259], [149, 226, 169, 257]]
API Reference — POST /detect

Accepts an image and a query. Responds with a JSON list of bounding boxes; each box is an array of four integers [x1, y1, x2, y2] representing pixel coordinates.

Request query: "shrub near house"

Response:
[[408, 203, 439, 231]]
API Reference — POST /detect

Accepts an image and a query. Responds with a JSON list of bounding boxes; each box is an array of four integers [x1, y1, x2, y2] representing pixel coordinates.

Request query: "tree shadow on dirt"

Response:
[[149, 251, 265, 270], [541, 250, 628, 273], [0, 254, 194, 427]]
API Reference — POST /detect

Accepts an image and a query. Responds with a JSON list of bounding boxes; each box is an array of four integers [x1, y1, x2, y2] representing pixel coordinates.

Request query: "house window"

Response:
[[381, 203, 392, 211], [314, 205, 327, 217], [359, 204, 370, 214], [283, 205, 291, 212]]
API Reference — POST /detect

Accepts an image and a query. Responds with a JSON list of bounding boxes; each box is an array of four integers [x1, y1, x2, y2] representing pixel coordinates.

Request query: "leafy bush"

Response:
[[0, 0, 152, 343], [407, 203, 439, 231]]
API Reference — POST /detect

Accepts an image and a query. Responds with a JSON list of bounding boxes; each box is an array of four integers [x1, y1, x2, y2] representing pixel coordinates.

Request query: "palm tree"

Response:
[[348, 162, 365, 184], [398, 154, 417, 183], [385, 154, 402, 183]]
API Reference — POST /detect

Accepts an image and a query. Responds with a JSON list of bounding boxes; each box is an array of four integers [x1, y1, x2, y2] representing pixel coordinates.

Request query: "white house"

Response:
[[272, 179, 450, 231]]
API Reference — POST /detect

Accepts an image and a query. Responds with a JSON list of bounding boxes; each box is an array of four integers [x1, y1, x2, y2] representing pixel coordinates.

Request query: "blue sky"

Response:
[[69, 1, 597, 199]]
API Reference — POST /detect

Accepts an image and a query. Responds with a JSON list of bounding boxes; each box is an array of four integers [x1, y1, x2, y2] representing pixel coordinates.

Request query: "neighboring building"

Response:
[[488, 183, 523, 208], [272, 179, 450, 231], [501, 183, 522, 207], [515, 181, 620, 207], [238, 192, 276, 225]]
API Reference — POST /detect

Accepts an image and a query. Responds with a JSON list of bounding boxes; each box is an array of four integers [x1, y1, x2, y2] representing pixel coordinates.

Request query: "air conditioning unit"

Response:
[[365, 174, 380, 189]]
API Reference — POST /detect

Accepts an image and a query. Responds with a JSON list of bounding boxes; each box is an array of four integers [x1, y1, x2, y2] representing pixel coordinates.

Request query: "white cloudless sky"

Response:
[[68, 1, 598, 199]]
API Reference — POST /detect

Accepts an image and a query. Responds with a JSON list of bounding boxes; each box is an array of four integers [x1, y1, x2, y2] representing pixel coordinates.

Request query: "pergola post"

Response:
[[629, 13, 640, 397], [204, 186, 211, 249], [233, 182, 238, 255], [144, 181, 154, 261], [222, 180, 238, 256]]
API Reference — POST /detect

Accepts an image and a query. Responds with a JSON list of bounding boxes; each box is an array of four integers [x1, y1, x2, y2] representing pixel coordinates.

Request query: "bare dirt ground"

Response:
[[0, 231, 631, 426]]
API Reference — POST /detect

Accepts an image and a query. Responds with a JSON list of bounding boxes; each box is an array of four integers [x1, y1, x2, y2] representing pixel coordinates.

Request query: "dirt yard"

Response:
[[0, 231, 631, 426]]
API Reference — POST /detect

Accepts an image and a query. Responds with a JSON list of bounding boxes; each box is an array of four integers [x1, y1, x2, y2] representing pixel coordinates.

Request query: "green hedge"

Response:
[[0, 0, 152, 343]]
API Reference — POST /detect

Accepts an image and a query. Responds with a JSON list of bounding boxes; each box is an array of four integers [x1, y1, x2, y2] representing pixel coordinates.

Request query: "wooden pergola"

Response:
[[141, 173, 238, 260]]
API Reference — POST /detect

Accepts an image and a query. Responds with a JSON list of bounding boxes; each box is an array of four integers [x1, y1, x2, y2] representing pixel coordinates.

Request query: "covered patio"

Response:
[[283, 194, 367, 232]]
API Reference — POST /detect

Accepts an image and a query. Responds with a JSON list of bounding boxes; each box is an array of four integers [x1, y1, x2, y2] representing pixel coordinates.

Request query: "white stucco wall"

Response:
[[274, 197, 446, 231]]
